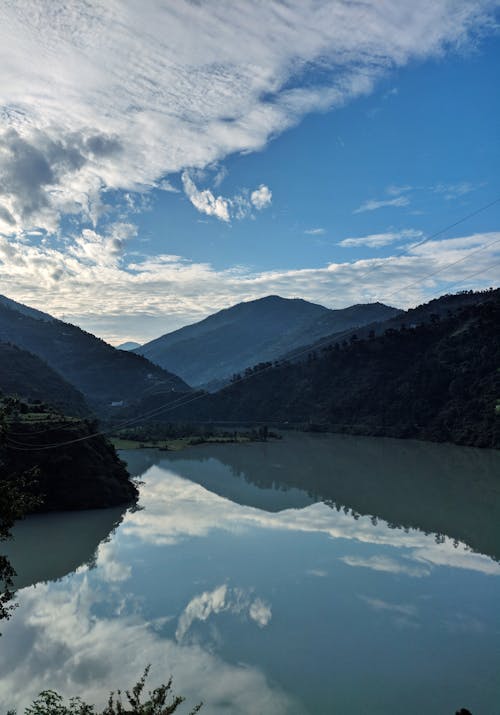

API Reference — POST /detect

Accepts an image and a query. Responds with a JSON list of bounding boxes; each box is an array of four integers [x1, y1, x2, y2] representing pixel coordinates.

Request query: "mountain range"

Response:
[[0, 294, 190, 416], [167, 288, 500, 449], [1, 289, 498, 449], [135, 295, 400, 389]]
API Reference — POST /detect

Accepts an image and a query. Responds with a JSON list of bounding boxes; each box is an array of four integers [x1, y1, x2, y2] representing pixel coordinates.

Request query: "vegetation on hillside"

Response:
[[0, 341, 90, 417], [136, 294, 400, 388], [0, 297, 191, 415], [282, 288, 497, 364], [0, 397, 138, 511], [0, 397, 137, 624], [169, 290, 500, 448]]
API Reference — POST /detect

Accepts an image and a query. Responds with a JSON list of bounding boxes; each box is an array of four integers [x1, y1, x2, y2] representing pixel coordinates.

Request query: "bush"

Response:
[[8, 667, 202, 715]]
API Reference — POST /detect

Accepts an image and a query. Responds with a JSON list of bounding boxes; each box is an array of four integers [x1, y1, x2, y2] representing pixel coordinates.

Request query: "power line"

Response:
[[5, 196, 500, 451], [352, 193, 500, 286], [380, 235, 500, 302], [7, 259, 499, 452]]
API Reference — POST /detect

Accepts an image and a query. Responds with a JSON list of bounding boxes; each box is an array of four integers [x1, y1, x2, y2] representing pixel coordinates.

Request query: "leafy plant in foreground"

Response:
[[9, 667, 202, 715]]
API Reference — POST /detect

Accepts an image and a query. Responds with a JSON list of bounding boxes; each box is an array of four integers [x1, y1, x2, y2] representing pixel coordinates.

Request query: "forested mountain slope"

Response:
[[136, 295, 399, 388], [0, 400, 138, 511], [282, 288, 496, 363], [0, 294, 191, 414], [170, 290, 500, 448], [0, 342, 90, 416]]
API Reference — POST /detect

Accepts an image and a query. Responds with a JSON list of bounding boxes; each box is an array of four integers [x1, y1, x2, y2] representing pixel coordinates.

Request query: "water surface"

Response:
[[1, 433, 499, 714]]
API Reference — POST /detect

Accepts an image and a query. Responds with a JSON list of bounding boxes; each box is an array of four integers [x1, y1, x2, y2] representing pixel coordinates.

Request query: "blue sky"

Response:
[[0, 1, 499, 343]]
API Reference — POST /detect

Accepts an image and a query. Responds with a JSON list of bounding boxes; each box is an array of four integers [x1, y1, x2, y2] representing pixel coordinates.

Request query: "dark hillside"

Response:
[[169, 290, 500, 448], [136, 295, 399, 388], [283, 288, 496, 363], [0, 342, 90, 416], [0, 295, 191, 415], [0, 402, 138, 511]]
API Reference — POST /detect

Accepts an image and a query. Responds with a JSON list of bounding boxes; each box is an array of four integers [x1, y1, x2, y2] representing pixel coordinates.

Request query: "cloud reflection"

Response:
[[176, 585, 272, 643], [123, 467, 500, 579], [0, 576, 293, 714]]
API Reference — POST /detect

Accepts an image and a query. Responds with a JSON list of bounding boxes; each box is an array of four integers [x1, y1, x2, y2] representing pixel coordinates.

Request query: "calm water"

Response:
[[1, 433, 499, 714]]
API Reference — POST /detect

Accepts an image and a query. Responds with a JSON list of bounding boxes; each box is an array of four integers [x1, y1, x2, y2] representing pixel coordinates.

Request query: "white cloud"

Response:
[[386, 185, 412, 196], [306, 569, 328, 577], [182, 172, 271, 222], [353, 196, 410, 214], [340, 554, 430, 577], [432, 182, 478, 200], [0, 1, 497, 233], [176, 585, 272, 642], [0, 578, 292, 714], [359, 596, 418, 618], [213, 165, 228, 188], [176, 584, 229, 642], [182, 172, 231, 222], [304, 228, 326, 235], [157, 179, 179, 193], [120, 465, 500, 579], [249, 598, 272, 628], [339, 229, 423, 247], [250, 185, 272, 210], [0, 230, 498, 343], [69, 222, 137, 266]]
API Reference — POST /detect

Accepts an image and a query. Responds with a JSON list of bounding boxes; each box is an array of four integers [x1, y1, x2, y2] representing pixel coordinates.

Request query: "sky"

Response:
[[0, 0, 499, 345]]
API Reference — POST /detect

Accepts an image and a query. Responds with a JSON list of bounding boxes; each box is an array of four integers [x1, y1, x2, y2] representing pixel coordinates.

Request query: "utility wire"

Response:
[[5, 196, 500, 451], [352, 194, 500, 286], [7, 256, 499, 452]]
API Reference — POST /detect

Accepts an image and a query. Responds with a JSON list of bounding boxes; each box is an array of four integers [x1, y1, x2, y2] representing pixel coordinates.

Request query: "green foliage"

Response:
[[0, 342, 90, 417], [0, 409, 40, 623], [12, 668, 202, 715], [137, 294, 399, 388], [168, 290, 500, 449], [0, 397, 138, 512], [0, 300, 190, 416]]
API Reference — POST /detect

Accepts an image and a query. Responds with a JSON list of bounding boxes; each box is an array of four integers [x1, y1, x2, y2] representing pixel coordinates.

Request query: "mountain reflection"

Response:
[[125, 433, 500, 562], [1, 436, 499, 714], [4, 506, 127, 589]]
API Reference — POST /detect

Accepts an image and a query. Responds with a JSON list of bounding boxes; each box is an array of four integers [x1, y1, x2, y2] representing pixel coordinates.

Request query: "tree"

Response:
[[10, 667, 202, 715], [0, 402, 40, 625]]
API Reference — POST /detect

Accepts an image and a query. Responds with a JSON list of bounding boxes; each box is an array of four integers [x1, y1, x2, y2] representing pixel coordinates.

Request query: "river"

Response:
[[1, 433, 499, 714]]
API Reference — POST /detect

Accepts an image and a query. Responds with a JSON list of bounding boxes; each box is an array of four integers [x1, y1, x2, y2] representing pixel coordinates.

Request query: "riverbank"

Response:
[[109, 424, 280, 452], [110, 434, 253, 451]]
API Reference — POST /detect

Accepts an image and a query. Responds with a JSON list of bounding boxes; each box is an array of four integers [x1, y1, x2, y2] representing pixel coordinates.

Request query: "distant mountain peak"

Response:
[[117, 341, 141, 351], [135, 296, 400, 388]]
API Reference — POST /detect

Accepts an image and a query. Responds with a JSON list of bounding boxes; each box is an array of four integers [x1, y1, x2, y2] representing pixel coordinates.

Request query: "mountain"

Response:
[[0, 294, 191, 415], [282, 288, 496, 363], [3, 506, 127, 590], [169, 289, 500, 448], [135, 295, 400, 388], [0, 342, 90, 416], [117, 341, 141, 351], [0, 294, 54, 322]]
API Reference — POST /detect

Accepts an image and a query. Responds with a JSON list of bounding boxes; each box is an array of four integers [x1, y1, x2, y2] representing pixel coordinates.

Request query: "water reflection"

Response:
[[127, 432, 500, 561], [0, 575, 295, 715], [1, 434, 499, 714], [3, 506, 126, 589]]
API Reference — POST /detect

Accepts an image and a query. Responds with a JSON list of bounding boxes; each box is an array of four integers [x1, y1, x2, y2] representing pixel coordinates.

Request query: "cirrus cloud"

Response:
[[339, 229, 423, 248], [0, 0, 498, 233]]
